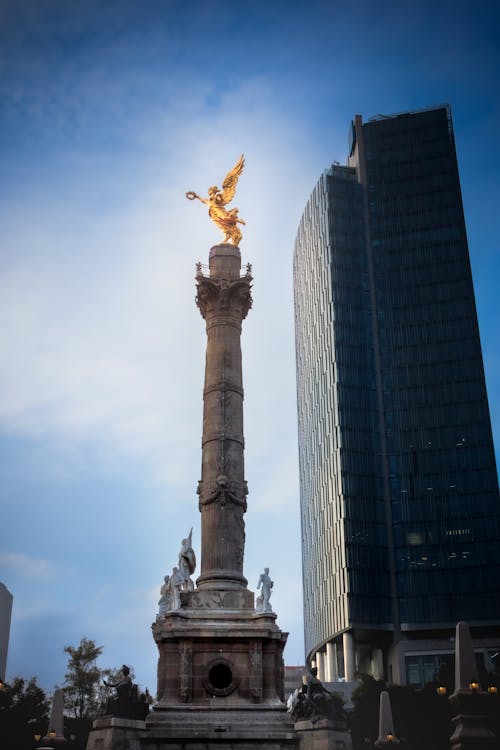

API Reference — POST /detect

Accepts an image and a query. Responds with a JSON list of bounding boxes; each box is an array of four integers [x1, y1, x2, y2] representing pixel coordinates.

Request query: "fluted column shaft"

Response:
[[195, 244, 252, 589]]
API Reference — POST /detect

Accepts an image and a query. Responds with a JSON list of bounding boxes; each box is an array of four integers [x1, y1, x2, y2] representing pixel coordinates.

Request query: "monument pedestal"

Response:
[[146, 592, 297, 748], [294, 719, 353, 750], [86, 717, 148, 750]]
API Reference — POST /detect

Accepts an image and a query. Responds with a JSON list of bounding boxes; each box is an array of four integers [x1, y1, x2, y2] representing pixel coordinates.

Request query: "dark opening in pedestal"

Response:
[[209, 663, 232, 690], [203, 658, 238, 697]]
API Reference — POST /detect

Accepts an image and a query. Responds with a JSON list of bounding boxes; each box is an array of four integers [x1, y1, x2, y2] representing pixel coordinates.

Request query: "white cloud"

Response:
[[0, 552, 56, 579], [0, 78, 319, 490], [0, 73, 330, 686]]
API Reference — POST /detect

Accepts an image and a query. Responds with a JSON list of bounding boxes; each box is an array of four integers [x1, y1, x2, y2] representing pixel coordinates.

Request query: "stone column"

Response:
[[326, 641, 337, 683], [372, 648, 384, 681], [343, 631, 356, 683], [195, 244, 252, 590], [332, 642, 339, 681], [315, 650, 325, 682]]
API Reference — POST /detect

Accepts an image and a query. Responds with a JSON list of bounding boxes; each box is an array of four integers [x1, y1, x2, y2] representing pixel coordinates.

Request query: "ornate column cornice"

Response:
[[195, 268, 253, 321]]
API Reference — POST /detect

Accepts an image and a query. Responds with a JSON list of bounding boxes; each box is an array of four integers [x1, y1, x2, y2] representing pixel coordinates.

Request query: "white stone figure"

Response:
[[170, 566, 184, 610], [158, 575, 171, 616], [157, 530, 197, 615], [287, 687, 300, 713], [256, 567, 273, 612], [178, 528, 196, 591]]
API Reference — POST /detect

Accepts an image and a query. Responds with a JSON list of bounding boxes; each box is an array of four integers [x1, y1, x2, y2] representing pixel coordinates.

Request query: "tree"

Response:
[[349, 673, 386, 749], [63, 638, 103, 720], [0, 676, 49, 750]]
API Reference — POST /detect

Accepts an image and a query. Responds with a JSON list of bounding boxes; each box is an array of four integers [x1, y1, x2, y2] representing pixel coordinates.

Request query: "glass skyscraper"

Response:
[[294, 106, 500, 686]]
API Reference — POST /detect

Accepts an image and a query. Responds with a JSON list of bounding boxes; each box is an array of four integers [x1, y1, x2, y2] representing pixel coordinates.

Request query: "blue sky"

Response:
[[1, 0, 499, 693]]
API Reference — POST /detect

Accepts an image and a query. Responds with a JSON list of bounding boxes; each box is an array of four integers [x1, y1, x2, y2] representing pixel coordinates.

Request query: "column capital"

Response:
[[195, 273, 252, 321]]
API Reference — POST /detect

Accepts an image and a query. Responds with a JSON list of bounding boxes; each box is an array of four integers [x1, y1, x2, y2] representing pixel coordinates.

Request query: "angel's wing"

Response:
[[220, 154, 245, 205]]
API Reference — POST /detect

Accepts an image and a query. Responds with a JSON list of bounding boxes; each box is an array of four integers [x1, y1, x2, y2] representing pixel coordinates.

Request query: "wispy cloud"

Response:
[[0, 552, 56, 579], [2, 0, 499, 692], [0, 79, 319, 495]]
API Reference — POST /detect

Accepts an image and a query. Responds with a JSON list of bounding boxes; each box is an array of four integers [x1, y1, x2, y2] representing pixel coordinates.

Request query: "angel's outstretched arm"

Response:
[[186, 191, 207, 205]]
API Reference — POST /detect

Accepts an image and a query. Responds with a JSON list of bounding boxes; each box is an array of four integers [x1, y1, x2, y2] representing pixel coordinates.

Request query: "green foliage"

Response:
[[63, 638, 103, 719], [63, 715, 94, 750], [0, 676, 49, 750], [329, 689, 348, 723], [349, 673, 386, 749]]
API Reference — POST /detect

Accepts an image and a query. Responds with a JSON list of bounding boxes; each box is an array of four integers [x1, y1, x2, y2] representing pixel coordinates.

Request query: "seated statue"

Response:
[[103, 665, 149, 720], [287, 667, 340, 724], [158, 575, 171, 615]]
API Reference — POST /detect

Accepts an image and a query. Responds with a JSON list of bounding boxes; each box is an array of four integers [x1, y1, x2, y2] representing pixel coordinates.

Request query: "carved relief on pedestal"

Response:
[[187, 588, 253, 609], [179, 640, 193, 703], [275, 648, 285, 702], [249, 641, 263, 703]]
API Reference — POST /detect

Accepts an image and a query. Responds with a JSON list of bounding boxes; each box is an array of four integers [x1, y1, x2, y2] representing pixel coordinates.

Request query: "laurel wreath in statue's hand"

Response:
[[186, 191, 197, 200]]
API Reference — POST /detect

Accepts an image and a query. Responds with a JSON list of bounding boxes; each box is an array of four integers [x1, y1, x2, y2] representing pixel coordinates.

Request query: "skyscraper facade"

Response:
[[294, 106, 500, 687], [0, 582, 13, 682]]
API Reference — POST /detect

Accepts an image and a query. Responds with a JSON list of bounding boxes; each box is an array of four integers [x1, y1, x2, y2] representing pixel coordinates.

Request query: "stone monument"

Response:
[[142, 161, 297, 748], [87, 158, 298, 750], [42, 688, 66, 746]]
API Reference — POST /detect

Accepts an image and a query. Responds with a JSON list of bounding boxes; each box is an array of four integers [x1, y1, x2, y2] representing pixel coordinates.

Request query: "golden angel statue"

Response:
[[186, 155, 246, 246]]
